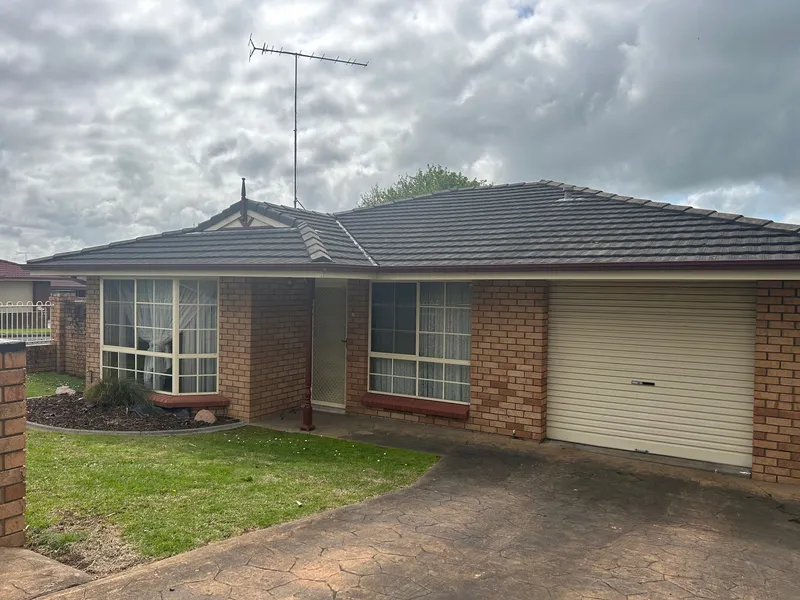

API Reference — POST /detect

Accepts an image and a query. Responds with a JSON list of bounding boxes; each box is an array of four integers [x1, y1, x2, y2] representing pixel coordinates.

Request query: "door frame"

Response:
[[311, 279, 348, 409]]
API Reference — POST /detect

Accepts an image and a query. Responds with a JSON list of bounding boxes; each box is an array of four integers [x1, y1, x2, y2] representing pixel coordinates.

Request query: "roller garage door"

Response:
[[547, 282, 756, 467]]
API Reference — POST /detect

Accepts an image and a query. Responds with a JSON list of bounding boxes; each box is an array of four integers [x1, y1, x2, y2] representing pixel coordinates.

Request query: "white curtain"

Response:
[[138, 282, 173, 389]]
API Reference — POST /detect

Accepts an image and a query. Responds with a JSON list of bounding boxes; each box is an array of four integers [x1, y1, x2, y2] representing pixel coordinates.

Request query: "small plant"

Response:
[[85, 378, 152, 410]]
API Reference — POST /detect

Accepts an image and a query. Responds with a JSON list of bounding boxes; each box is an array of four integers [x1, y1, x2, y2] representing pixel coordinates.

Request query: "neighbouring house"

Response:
[[27, 180, 800, 485], [0, 260, 85, 303]]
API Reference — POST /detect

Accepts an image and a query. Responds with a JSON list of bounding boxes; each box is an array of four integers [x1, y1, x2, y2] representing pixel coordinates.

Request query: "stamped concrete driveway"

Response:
[[46, 443, 800, 600]]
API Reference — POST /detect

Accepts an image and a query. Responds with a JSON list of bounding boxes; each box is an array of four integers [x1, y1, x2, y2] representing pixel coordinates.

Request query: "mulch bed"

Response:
[[27, 394, 237, 431]]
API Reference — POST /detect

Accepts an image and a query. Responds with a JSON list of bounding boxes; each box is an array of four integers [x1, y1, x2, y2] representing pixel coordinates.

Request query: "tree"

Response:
[[359, 164, 489, 207]]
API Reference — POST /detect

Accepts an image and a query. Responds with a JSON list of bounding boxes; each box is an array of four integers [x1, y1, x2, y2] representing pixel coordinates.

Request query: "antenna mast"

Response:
[[249, 36, 369, 209]]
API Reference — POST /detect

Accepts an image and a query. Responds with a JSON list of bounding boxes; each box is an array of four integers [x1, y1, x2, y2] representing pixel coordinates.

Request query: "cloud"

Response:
[[1, 0, 800, 261]]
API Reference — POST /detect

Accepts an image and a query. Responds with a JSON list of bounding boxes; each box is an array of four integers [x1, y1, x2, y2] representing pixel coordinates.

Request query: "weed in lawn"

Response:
[[28, 513, 143, 576]]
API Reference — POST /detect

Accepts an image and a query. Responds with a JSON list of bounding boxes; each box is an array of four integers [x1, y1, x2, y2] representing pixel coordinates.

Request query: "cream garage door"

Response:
[[548, 282, 756, 467]]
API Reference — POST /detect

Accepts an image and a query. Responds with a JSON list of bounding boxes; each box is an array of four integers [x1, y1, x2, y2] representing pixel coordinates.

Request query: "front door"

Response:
[[312, 282, 347, 407]]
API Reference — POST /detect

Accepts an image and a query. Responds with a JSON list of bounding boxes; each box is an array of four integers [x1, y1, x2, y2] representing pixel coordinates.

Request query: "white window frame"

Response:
[[368, 281, 471, 404], [99, 278, 220, 395]]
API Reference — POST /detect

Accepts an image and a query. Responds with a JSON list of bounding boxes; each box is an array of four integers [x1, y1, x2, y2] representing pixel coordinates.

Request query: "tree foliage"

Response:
[[359, 164, 489, 207]]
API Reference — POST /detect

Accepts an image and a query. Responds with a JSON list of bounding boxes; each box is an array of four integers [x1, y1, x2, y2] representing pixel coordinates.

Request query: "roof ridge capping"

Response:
[[334, 181, 536, 216], [538, 180, 800, 233], [296, 221, 332, 263]]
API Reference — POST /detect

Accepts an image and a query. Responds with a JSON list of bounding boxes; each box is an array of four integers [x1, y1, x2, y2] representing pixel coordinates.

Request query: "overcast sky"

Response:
[[1, 0, 799, 262]]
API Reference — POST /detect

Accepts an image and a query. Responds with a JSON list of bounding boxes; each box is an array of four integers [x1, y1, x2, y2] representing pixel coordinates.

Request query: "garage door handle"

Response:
[[632, 380, 655, 386]]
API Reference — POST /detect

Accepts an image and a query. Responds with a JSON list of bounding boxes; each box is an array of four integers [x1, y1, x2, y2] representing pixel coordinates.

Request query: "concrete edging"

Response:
[[26, 420, 247, 436]]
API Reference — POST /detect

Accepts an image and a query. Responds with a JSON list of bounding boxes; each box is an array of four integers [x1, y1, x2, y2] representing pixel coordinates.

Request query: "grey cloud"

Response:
[[1, 0, 800, 261]]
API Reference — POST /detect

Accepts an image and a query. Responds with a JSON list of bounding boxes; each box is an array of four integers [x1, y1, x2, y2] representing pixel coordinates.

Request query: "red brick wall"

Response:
[[345, 279, 548, 440], [84, 278, 101, 390], [753, 281, 800, 485], [219, 277, 311, 421], [219, 277, 254, 420], [250, 279, 311, 420], [345, 279, 369, 412], [469, 280, 548, 439], [50, 293, 86, 378], [62, 298, 86, 378], [25, 293, 86, 378], [26, 344, 56, 374], [0, 342, 26, 547]]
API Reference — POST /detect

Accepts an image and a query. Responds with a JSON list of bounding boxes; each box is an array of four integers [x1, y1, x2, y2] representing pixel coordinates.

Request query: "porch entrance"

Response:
[[312, 281, 347, 409]]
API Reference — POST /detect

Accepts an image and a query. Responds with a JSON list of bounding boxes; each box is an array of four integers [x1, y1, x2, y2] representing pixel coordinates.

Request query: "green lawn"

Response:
[[26, 372, 85, 398], [0, 328, 48, 335], [27, 427, 437, 568]]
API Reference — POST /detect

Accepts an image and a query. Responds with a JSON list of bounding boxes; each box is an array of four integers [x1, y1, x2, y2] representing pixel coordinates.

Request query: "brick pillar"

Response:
[[218, 277, 312, 422], [345, 279, 369, 414], [84, 278, 101, 390], [469, 280, 548, 440], [49, 291, 86, 377], [219, 278, 254, 421], [49, 292, 65, 373], [753, 281, 800, 485], [0, 340, 26, 547]]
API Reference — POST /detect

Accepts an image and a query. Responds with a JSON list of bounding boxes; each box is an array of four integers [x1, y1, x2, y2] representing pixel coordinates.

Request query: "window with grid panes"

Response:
[[101, 279, 218, 394], [369, 282, 471, 403]]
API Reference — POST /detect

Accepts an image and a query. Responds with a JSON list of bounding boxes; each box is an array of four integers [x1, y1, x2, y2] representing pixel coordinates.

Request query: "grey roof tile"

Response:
[[336, 181, 800, 267], [28, 179, 800, 271]]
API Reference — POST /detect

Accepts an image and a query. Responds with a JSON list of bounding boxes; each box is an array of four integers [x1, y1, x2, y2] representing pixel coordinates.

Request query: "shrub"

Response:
[[85, 378, 152, 410]]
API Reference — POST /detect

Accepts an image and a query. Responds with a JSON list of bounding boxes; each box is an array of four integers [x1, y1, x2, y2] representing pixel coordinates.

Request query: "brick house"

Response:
[[27, 180, 800, 485]]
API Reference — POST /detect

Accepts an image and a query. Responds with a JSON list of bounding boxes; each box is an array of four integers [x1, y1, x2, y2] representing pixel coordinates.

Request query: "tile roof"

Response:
[[28, 228, 318, 268], [336, 181, 800, 267], [0, 260, 84, 288], [27, 180, 800, 271], [197, 200, 373, 266], [0, 260, 29, 278]]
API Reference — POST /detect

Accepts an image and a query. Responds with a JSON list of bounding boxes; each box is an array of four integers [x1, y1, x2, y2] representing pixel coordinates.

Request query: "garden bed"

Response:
[[28, 394, 237, 431]]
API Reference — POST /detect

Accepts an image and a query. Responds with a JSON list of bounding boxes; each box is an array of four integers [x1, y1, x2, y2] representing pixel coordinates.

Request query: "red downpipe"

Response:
[[300, 278, 315, 431]]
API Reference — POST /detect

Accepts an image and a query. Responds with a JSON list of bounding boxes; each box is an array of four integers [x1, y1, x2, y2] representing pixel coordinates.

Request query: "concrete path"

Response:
[[42, 424, 800, 600], [0, 548, 91, 599]]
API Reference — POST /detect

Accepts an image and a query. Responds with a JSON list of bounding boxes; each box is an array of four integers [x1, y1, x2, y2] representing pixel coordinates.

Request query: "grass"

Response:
[[26, 371, 85, 398], [27, 427, 438, 566], [0, 328, 48, 335]]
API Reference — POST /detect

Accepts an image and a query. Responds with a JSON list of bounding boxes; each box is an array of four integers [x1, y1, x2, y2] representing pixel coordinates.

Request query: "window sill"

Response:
[[149, 393, 229, 409], [362, 393, 469, 420]]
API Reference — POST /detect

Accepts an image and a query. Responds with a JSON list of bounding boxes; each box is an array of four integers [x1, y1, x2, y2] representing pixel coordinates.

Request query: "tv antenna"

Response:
[[249, 36, 369, 209]]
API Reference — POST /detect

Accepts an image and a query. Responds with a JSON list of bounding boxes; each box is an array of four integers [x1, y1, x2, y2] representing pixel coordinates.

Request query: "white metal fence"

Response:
[[0, 301, 52, 345]]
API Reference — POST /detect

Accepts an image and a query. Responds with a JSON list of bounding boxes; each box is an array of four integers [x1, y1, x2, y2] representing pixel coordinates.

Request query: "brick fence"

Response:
[[52, 293, 86, 377], [0, 339, 26, 547], [26, 344, 56, 373], [26, 292, 86, 378]]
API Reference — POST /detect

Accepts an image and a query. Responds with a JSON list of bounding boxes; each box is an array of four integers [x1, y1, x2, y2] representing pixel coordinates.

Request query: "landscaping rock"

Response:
[[28, 395, 237, 431], [56, 385, 77, 396], [194, 410, 217, 424], [132, 403, 167, 417]]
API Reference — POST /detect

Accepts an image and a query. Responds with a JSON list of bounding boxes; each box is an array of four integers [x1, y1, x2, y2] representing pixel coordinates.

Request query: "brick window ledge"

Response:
[[150, 393, 230, 409], [362, 393, 469, 420]]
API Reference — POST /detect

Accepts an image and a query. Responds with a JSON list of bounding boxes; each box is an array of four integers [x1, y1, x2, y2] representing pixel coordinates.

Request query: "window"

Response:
[[102, 279, 218, 394], [369, 282, 471, 403]]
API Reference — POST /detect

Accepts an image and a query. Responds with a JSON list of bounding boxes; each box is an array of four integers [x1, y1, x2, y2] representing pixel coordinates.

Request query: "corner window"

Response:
[[369, 282, 471, 403], [101, 279, 218, 394]]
